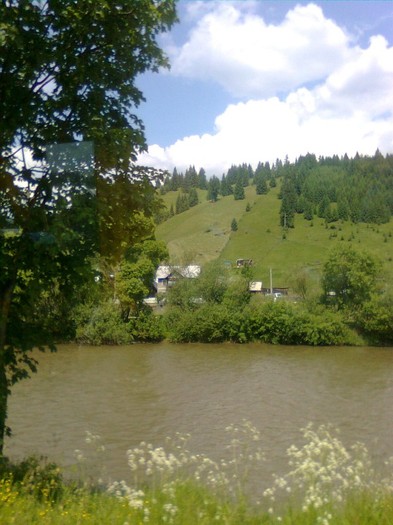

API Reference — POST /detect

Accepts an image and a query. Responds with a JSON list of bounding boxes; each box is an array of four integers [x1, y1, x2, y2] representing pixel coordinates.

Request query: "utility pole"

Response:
[[270, 267, 273, 294]]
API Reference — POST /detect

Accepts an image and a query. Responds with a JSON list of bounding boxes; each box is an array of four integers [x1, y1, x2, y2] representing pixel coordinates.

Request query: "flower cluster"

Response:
[[74, 422, 393, 524], [107, 421, 265, 522], [224, 420, 265, 496], [0, 477, 19, 505], [263, 424, 376, 524], [73, 430, 107, 486]]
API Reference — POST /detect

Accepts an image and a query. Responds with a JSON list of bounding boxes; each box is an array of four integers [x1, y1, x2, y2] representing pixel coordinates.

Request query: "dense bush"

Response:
[[72, 254, 390, 346], [0, 455, 64, 502], [355, 295, 393, 344], [165, 300, 355, 346], [74, 301, 133, 345], [244, 301, 355, 345], [163, 259, 360, 346], [74, 301, 164, 345], [128, 309, 165, 343], [165, 304, 233, 343]]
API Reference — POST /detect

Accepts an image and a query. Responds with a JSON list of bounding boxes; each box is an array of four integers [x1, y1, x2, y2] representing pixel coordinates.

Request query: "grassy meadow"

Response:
[[2, 423, 393, 524], [157, 184, 393, 294], [157, 187, 255, 266]]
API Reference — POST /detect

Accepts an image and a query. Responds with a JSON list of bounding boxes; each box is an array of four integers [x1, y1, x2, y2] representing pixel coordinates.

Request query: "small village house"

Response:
[[154, 265, 201, 294]]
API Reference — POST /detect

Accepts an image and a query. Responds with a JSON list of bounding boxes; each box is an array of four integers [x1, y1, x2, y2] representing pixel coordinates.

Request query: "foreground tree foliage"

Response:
[[0, 0, 177, 452], [74, 238, 168, 345], [321, 245, 382, 310]]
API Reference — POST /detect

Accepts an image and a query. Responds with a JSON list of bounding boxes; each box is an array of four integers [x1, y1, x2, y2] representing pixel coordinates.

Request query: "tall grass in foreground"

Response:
[[1, 423, 393, 524]]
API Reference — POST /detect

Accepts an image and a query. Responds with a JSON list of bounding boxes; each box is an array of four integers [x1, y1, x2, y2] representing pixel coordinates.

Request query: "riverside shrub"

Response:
[[243, 302, 354, 345], [166, 304, 232, 343], [75, 301, 133, 345], [75, 302, 164, 344], [166, 301, 355, 345], [128, 309, 165, 342], [355, 295, 393, 344]]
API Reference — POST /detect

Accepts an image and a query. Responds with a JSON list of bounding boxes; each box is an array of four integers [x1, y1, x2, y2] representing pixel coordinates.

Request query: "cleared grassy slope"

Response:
[[156, 187, 257, 265], [156, 185, 393, 292]]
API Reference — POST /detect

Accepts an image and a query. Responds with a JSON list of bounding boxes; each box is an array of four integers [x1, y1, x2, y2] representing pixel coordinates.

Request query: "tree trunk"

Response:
[[0, 285, 14, 456], [0, 356, 8, 456]]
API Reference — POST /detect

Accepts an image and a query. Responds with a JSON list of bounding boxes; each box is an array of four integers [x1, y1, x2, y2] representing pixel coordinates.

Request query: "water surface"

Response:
[[6, 343, 393, 491]]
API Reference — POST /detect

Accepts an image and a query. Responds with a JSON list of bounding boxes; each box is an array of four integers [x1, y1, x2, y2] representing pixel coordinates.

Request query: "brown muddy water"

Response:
[[5, 343, 393, 493]]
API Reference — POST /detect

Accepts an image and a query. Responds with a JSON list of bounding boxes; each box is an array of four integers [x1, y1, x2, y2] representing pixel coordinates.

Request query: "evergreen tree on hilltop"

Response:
[[280, 177, 297, 227], [220, 174, 233, 196], [183, 165, 198, 191], [189, 187, 199, 207], [226, 163, 251, 187], [175, 193, 190, 214], [256, 176, 268, 195], [198, 168, 208, 190], [318, 195, 331, 218], [170, 167, 180, 191], [207, 176, 220, 202], [234, 178, 245, 200], [303, 200, 313, 221]]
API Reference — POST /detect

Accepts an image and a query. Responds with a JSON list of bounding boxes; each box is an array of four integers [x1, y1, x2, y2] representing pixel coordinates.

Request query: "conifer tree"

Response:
[[231, 218, 238, 231], [207, 176, 220, 202], [234, 179, 245, 200], [197, 168, 208, 190], [189, 187, 199, 207], [256, 177, 268, 195]]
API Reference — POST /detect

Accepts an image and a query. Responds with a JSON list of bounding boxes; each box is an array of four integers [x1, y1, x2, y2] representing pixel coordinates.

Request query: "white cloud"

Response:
[[170, 2, 353, 98], [317, 35, 393, 118], [139, 93, 393, 176], [138, 2, 393, 176]]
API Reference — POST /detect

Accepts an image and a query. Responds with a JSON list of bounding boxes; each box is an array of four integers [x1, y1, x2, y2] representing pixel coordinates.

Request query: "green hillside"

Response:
[[156, 187, 255, 265], [156, 185, 393, 294]]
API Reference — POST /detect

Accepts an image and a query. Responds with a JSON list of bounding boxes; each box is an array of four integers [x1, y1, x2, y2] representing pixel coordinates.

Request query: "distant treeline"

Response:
[[155, 152, 393, 227]]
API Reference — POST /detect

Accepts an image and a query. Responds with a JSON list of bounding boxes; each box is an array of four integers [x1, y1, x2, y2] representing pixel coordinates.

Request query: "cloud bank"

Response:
[[139, 2, 393, 175]]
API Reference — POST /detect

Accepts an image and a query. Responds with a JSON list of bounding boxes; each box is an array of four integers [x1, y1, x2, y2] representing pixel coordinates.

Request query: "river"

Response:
[[5, 343, 393, 495]]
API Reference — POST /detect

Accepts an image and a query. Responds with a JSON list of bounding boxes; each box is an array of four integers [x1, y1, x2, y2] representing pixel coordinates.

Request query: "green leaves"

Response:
[[0, 0, 177, 450], [321, 245, 382, 310], [355, 295, 393, 344], [1, 0, 177, 164]]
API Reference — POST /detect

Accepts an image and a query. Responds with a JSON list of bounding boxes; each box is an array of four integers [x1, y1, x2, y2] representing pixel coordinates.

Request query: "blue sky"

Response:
[[137, 1, 393, 176]]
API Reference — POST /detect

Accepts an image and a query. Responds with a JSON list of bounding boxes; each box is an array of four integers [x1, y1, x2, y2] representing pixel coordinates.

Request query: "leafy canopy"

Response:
[[0, 0, 177, 450], [321, 245, 382, 310]]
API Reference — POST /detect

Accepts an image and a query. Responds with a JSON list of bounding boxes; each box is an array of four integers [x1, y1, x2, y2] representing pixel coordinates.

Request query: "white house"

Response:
[[154, 265, 201, 294]]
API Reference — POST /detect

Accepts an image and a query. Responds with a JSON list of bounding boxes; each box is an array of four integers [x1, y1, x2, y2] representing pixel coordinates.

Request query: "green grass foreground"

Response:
[[1, 476, 393, 525], [3, 424, 393, 524]]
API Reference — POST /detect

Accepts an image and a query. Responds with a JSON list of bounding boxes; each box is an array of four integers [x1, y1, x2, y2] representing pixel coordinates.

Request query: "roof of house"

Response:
[[155, 265, 201, 281], [155, 265, 172, 280], [249, 281, 263, 292], [178, 265, 201, 278]]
